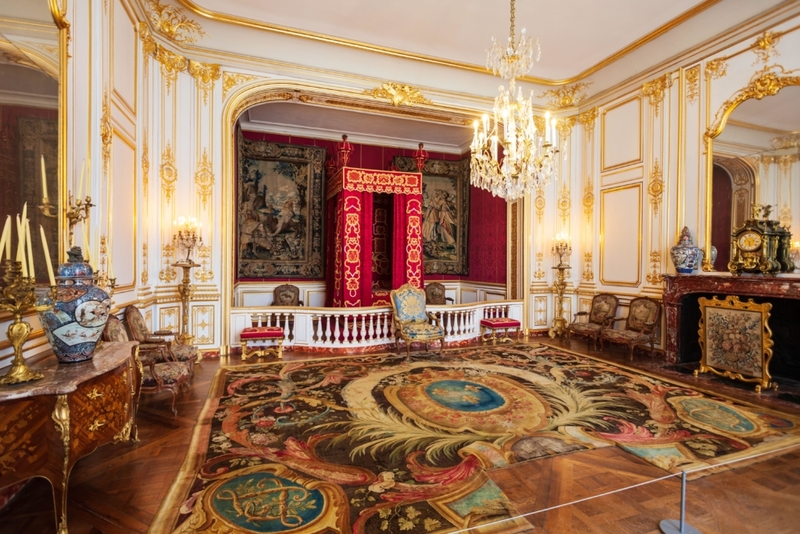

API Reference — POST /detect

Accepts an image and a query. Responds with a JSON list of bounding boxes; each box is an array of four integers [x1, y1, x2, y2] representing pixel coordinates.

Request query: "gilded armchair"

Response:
[[390, 284, 445, 357], [566, 293, 619, 350], [600, 297, 662, 359]]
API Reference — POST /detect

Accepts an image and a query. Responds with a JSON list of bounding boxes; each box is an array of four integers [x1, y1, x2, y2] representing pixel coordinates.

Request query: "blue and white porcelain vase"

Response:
[[38, 246, 111, 363], [669, 226, 703, 274]]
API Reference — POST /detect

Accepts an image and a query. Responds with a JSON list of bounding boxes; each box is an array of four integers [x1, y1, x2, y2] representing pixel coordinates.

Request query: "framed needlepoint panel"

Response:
[[696, 295, 775, 392], [237, 135, 325, 279], [394, 156, 469, 275]]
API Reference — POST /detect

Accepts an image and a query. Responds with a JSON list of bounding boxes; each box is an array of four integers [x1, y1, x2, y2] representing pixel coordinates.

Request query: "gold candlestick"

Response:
[[66, 193, 94, 246], [0, 260, 57, 385], [172, 261, 198, 345], [38, 198, 57, 219], [549, 237, 572, 339]]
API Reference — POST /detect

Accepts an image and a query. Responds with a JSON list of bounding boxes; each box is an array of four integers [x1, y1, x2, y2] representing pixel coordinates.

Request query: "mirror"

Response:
[[707, 82, 800, 271], [0, 1, 60, 284]]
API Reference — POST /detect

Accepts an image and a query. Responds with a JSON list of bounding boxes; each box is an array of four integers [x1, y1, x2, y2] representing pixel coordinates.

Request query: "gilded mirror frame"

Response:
[[49, 0, 69, 262], [702, 66, 800, 271]]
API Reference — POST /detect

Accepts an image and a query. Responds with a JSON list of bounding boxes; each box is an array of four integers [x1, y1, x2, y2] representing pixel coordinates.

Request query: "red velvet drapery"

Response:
[[326, 167, 423, 307]]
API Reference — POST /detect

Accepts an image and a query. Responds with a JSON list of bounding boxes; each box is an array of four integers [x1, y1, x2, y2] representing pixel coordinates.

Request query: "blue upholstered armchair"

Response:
[[389, 284, 445, 357]]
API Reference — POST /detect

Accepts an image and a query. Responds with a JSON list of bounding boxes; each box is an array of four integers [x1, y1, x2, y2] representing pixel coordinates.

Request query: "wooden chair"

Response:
[[125, 305, 199, 368], [389, 283, 445, 357], [566, 293, 619, 350], [271, 284, 303, 306], [600, 297, 662, 359], [102, 315, 191, 416], [425, 282, 453, 305]]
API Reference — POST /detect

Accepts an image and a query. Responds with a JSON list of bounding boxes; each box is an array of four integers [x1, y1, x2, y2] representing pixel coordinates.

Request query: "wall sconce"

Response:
[[173, 216, 202, 263]]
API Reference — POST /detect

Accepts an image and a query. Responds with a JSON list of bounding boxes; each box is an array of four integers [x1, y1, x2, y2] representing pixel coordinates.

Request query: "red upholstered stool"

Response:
[[240, 326, 285, 360], [479, 317, 522, 345]]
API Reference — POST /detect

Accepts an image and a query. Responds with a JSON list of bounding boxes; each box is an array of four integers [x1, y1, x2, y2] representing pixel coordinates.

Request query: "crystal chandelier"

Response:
[[470, 0, 557, 201]]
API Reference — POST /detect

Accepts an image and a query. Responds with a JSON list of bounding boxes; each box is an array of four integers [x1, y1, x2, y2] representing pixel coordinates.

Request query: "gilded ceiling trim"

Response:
[[174, 0, 721, 86], [363, 82, 432, 107], [538, 82, 592, 110], [146, 0, 207, 44], [188, 60, 221, 104], [139, 23, 188, 93]]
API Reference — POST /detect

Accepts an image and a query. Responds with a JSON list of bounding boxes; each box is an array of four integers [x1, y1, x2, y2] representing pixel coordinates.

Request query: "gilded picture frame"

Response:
[[237, 135, 325, 279], [393, 156, 469, 275], [696, 295, 775, 392]]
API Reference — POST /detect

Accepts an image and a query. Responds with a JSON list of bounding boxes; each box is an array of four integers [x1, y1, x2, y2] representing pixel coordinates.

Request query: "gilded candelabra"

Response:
[[173, 217, 202, 262], [172, 260, 198, 345], [0, 260, 57, 385], [549, 237, 572, 339], [66, 193, 94, 246]]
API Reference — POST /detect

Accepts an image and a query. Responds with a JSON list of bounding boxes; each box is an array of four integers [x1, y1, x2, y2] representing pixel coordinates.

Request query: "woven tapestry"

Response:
[[237, 136, 325, 279], [394, 156, 469, 275]]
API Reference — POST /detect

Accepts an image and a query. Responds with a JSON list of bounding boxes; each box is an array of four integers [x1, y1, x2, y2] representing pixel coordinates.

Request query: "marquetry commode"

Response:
[[0, 341, 141, 533]]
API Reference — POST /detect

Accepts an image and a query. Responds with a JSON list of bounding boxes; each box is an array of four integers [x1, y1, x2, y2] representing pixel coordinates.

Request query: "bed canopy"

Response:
[[325, 137, 428, 307]]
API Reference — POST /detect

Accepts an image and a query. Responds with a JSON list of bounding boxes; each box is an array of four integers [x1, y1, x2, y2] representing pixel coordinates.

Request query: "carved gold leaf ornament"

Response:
[[648, 160, 664, 214], [753, 31, 781, 65], [159, 243, 178, 283], [578, 107, 598, 133], [705, 58, 728, 80], [142, 130, 150, 196], [772, 133, 800, 150], [222, 72, 257, 98], [583, 186, 594, 220], [100, 91, 112, 174], [142, 243, 149, 285], [582, 252, 594, 282], [555, 116, 576, 139], [558, 183, 571, 225], [160, 143, 177, 202], [642, 74, 671, 118], [188, 60, 221, 104], [646, 250, 664, 284], [194, 148, 214, 208], [146, 0, 207, 44], [686, 65, 700, 103], [363, 82, 432, 107], [537, 82, 592, 109], [534, 252, 545, 280], [196, 244, 214, 282]]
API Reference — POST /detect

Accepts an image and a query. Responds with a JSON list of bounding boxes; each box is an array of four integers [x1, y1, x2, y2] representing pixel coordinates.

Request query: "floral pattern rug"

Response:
[[153, 343, 800, 533]]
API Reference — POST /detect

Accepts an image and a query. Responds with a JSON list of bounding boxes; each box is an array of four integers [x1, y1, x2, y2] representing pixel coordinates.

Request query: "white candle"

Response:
[[78, 159, 85, 200], [0, 215, 9, 260], [15, 215, 25, 275], [41, 155, 49, 202], [25, 219, 35, 279], [40, 225, 56, 286], [544, 112, 551, 142], [82, 221, 91, 262]]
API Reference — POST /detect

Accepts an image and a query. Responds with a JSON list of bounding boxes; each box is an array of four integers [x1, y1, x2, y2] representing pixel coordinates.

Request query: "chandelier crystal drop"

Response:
[[471, 0, 557, 201]]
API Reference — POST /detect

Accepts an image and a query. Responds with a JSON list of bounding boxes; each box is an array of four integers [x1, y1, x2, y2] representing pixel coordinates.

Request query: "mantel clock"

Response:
[[729, 205, 795, 275]]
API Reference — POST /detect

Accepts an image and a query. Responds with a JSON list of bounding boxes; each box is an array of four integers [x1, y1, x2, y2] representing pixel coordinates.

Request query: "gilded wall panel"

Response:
[[600, 184, 642, 287], [109, 130, 137, 291], [112, 0, 137, 117], [192, 305, 215, 345], [601, 97, 642, 172]]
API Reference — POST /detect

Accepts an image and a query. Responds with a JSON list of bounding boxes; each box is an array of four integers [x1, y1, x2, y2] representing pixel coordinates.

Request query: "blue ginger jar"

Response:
[[669, 226, 704, 274], [38, 246, 111, 363]]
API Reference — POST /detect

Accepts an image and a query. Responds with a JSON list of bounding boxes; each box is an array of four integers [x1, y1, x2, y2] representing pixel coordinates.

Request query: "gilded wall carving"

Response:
[[146, 0, 207, 44], [686, 66, 700, 103], [100, 91, 112, 174], [194, 149, 214, 209], [705, 58, 728, 80], [222, 72, 257, 99], [537, 82, 592, 109], [752, 31, 781, 65], [646, 250, 663, 284], [578, 108, 598, 137], [363, 82, 432, 107], [582, 252, 594, 281], [141, 243, 149, 285], [188, 60, 221, 104], [648, 160, 664, 214], [642, 74, 671, 117], [160, 143, 177, 203], [159, 243, 177, 283]]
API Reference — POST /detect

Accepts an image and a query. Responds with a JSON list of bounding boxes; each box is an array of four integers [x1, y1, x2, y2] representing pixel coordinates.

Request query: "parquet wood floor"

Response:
[[1, 340, 799, 533]]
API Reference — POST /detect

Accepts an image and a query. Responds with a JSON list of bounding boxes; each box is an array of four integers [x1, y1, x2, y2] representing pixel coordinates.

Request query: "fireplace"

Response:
[[663, 274, 800, 381]]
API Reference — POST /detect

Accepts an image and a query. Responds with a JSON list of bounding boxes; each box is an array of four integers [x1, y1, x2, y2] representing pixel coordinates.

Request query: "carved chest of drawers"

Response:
[[0, 341, 141, 533]]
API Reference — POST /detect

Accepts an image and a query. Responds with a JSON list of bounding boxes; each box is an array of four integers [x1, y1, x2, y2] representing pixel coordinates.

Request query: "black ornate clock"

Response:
[[728, 205, 794, 275]]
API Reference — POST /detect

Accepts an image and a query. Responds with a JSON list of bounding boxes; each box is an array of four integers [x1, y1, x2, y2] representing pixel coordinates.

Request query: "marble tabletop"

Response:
[[0, 341, 138, 401]]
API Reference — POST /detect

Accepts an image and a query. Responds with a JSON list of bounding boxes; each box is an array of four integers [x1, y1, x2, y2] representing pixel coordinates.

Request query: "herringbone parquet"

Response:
[[1, 340, 799, 534]]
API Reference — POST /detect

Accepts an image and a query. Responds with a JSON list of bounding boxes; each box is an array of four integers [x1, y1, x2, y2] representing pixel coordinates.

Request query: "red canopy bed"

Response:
[[325, 138, 428, 307]]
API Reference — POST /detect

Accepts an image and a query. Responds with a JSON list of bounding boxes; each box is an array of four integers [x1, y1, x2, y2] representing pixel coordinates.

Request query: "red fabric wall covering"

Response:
[[239, 131, 506, 286]]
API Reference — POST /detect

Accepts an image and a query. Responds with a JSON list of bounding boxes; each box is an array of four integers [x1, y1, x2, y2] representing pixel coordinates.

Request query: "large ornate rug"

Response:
[[152, 343, 800, 533]]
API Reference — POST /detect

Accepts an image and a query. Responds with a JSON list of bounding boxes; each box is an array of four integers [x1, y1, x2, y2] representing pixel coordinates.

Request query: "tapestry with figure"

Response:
[[394, 156, 469, 275], [237, 136, 325, 279]]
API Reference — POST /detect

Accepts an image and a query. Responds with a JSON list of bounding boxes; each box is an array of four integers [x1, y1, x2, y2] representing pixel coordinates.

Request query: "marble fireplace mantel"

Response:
[[663, 273, 800, 364]]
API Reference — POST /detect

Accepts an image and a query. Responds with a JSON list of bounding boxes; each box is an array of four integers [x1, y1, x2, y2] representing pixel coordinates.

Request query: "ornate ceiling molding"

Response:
[[537, 82, 592, 110], [188, 60, 221, 104], [146, 0, 207, 44], [362, 82, 432, 107]]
